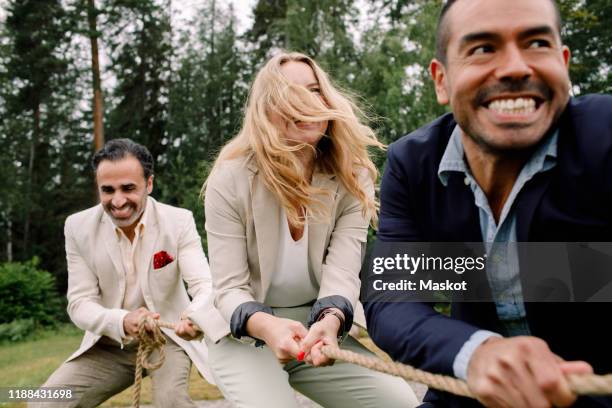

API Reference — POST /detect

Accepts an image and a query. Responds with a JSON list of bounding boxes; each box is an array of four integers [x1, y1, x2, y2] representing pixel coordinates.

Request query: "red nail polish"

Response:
[[297, 351, 305, 361]]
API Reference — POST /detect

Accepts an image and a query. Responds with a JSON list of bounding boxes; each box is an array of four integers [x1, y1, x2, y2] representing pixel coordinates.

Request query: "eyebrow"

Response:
[[517, 25, 556, 41], [305, 82, 320, 88], [100, 183, 136, 190], [458, 25, 557, 50]]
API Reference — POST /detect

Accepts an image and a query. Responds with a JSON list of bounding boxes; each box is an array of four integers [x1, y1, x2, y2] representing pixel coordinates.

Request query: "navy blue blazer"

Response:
[[365, 94, 612, 407]]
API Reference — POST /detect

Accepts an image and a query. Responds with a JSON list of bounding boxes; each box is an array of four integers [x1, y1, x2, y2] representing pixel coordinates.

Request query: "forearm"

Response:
[[230, 301, 274, 339], [68, 298, 129, 341], [365, 301, 480, 375]]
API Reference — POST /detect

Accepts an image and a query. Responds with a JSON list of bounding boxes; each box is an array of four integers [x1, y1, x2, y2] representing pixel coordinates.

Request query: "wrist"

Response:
[[246, 311, 277, 340], [316, 308, 345, 338]]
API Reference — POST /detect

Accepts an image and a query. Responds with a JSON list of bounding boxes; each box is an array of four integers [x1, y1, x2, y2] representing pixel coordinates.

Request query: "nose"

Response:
[[111, 193, 127, 208], [494, 44, 533, 81]]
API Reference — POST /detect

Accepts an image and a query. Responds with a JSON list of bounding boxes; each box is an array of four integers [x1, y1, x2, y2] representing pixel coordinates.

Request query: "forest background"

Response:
[[0, 0, 610, 328]]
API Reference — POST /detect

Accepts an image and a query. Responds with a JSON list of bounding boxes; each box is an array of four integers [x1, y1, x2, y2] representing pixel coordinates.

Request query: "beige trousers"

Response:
[[206, 306, 419, 408], [30, 334, 196, 408]]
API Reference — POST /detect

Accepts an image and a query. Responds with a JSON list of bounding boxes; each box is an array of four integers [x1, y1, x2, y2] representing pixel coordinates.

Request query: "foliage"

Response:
[[104, 0, 173, 162], [0, 319, 36, 342], [0, 259, 65, 329], [559, 0, 612, 94], [0, 0, 609, 293], [0, 0, 90, 289]]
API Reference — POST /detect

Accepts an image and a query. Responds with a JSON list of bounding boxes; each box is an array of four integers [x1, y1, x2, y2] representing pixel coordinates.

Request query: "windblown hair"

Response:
[[206, 51, 384, 227]]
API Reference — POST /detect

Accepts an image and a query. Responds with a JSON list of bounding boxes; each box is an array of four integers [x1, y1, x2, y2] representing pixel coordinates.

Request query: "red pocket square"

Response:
[[153, 251, 174, 269]]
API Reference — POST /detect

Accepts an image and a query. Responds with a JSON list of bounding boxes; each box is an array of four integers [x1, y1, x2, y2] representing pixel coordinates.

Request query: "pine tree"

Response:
[[3, 0, 71, 259], [159, 1, 247, 238], [104, 0, 173, 161]]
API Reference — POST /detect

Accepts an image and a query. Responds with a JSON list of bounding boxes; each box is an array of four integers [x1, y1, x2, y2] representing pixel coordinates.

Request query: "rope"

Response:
[[131, 318, 612, 407], [321, 345, 612, 399], [131, 317, 202, 408]]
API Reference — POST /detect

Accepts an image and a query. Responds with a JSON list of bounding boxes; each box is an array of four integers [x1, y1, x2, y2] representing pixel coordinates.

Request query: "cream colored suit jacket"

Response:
[[189, 156, 372, 343], [64, 197, 225, 383]]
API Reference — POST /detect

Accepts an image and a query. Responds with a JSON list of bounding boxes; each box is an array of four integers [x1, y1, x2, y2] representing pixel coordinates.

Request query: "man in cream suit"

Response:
[[36, 139, 222, 408]]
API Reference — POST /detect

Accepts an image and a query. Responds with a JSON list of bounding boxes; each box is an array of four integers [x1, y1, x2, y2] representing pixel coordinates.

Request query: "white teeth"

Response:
[[488, 98, 536, 114]]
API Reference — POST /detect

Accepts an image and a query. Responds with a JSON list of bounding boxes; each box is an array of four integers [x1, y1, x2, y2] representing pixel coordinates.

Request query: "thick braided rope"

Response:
[[132, 318, 203, 408], [131, 318, 612, 406], [322, 345, 474, 398], [321, 345, 612, 398]]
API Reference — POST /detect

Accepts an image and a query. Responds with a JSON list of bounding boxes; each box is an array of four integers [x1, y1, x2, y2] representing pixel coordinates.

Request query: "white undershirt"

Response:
[[264, 208, 318, 307]]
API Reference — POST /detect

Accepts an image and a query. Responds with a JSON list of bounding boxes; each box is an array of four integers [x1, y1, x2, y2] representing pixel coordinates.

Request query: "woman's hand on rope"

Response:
[[174, 318, 201, 341], [299, 313, 342, 367], [123, 307, 160, 337], [467, 336, 593, 408], [246, 312, 308, 364]]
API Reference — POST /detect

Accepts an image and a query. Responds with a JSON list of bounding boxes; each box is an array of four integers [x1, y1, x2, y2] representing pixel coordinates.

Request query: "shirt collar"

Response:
[[437, 125, 558, 187], [438, 125, 469, 187]]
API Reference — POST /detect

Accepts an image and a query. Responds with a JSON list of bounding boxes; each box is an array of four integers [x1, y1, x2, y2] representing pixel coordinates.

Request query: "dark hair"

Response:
[[92, 138, 154, 180], [435, 0, 563, 65]]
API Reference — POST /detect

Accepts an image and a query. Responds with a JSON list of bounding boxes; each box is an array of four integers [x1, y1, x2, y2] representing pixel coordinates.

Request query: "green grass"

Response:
[[0, 324, 222, 407], [0, 324, 82, 387]]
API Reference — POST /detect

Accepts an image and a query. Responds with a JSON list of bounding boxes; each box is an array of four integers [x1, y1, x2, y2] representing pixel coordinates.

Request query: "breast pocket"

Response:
[[151, 261, 180, 290]]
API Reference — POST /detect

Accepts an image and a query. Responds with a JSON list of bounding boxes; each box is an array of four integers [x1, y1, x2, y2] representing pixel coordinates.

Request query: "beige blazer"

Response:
[[189, 156, 372, 343], [64, 197, 225, 383]]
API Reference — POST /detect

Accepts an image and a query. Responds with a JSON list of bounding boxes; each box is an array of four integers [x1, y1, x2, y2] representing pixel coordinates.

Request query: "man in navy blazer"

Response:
[[365, 0, 612, 407]]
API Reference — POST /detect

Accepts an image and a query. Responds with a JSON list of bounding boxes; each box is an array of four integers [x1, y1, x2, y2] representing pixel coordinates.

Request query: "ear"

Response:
[[561, 45, 571, 68], [146, 175, 154, 194], [430, 59, 450, 105]]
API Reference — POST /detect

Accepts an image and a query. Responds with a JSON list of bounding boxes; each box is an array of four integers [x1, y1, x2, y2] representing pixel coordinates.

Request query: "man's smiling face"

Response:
[[96, 155, 153, 229], [431, 0, 571, 154]]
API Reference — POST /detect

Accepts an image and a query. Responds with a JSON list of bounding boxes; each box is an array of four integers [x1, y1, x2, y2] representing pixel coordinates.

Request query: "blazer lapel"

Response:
[[250, 169, 281, 296], [308, 173, 339, 283], [101, 215, 127, 282], [139, 199, 160, 283]]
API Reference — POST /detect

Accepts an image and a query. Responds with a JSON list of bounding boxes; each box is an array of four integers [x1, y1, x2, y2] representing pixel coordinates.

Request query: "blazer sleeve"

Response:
[[364, 143, 482, 376], [176, 210, 213, 317], [65, 217, 128, 342], [204, 165, 257, 324], [311, 169, 374, 331]]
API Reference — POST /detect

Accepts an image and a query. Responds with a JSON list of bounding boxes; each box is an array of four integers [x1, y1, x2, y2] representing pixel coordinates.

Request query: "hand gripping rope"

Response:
[[131, 316, 612, 407]]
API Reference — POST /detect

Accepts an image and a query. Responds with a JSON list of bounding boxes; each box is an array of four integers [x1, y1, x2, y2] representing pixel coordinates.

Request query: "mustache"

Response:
[[474, 79, 553, 106]]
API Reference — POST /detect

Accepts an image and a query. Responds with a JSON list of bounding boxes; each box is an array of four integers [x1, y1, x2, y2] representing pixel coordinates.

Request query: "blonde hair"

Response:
[[206, 51, 384, 227]]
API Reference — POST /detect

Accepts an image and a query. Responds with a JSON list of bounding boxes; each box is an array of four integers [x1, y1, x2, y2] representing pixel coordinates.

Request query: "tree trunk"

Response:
[[6, 213, 12, 262], [88, 0, 104, 151], [24, 105, 40, 257]]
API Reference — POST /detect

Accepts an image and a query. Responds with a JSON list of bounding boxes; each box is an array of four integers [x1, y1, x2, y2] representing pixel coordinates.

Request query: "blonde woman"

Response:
[[192, 52, 418, 408]]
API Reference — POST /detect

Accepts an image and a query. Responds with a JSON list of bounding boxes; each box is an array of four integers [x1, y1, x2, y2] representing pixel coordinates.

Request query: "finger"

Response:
[[284, 336, 302, 358], [502, 356, 548, 408], [312, 341, 333, 366], [560, 361, 594, 375], [310, 341, 325, 366], [492, 362, 533, 408], [175, 322, 187, 334], [183, 324, 197, 338], [472, 362, 520, 408], [298, 329, 320, 356], [290, 321, 309, 339], [527, 349, 575, 407], [475, 376, 515, 408]]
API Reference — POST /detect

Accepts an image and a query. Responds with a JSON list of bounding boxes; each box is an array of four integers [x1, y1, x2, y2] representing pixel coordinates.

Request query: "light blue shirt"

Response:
[[438, 125, 558, 379]]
